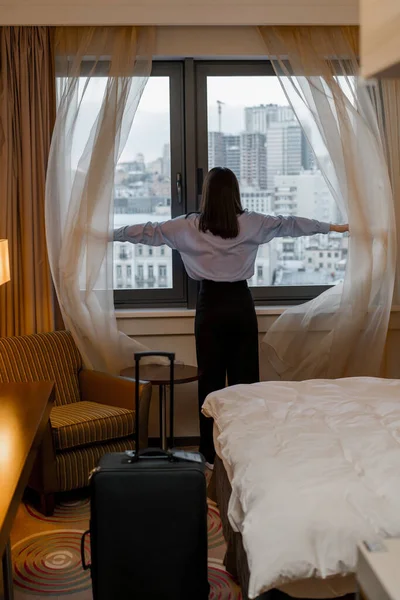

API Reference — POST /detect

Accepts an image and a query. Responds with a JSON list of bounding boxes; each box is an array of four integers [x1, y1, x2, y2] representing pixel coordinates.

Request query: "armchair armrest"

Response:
[[78, 369, 152, 449]]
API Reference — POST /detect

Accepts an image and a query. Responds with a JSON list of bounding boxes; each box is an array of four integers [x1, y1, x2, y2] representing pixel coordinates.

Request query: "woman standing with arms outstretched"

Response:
[[114, 167, 348, 468]]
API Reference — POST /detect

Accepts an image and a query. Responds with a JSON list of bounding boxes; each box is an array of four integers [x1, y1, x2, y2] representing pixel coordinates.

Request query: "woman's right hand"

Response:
[[330, 224, 349, 233]]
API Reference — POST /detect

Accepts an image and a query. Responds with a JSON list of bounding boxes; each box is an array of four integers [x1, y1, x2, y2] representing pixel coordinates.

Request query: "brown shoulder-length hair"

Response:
[[198, 167, 244, 239]]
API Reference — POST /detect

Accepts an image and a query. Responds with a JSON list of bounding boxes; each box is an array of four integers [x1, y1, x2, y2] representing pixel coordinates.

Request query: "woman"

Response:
[[114, 167, 348, 468]]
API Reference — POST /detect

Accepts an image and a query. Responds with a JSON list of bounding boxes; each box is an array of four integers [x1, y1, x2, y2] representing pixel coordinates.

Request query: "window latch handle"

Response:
[[176, 173, 182, 205]]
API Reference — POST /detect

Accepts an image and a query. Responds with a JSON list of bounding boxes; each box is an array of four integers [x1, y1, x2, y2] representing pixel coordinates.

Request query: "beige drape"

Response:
[[258, 27, 395, 379], [0, 27, 55, 336]]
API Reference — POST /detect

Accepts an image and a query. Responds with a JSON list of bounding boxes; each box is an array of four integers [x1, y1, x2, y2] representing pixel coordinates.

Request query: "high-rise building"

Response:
[[266, 121, 304, 190], [208, 132, 225, 170], [245, 104, 279, 133], [246, 105, 314, 190], [224, 135, 241, 180], [277, 106, 297, 123], [271, 170, 338, 262], [240, 188, 270, 213], [240, 132, 267, 189], [301, 126, 315, 171], [273, 170, 336, 223], [245, 104, 296, 134]]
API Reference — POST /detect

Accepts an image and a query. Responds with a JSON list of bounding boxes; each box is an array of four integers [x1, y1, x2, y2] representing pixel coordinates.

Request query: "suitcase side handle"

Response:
[[134, 352, 175, 454], [81, 530, 91, 571]]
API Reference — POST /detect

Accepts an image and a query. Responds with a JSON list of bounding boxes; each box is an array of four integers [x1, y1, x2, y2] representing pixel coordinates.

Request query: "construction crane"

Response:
[[217, 100, 225, 133]]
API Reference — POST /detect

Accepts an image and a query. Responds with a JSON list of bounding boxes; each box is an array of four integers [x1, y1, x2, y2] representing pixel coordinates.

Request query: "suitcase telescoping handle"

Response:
[[134, 352, 175, 455]]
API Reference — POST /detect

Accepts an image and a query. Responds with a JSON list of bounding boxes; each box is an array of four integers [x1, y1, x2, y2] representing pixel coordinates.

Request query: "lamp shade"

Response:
[[0, 240, 10, 286]]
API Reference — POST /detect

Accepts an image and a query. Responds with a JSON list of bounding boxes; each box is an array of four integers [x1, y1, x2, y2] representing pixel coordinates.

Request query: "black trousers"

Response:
[[195, 280, 259, 464]]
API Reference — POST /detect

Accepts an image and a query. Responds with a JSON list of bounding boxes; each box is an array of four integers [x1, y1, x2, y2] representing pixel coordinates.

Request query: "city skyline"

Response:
[[74, 76, 347, 291], [74, 75, 325, 165], [119, 103, 314, 170]]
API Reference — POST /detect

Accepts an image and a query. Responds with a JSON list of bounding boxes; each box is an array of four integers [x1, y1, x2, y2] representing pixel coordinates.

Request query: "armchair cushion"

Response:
[[78, 369, 152, 450], [50, 401, 135, 451]]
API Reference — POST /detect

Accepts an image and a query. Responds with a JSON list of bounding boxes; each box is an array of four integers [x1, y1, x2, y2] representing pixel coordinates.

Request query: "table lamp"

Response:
[[0, 239, 10, 285]]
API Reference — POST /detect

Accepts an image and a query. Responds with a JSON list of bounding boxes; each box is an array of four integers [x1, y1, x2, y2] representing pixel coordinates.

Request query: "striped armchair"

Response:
[[0, 330, 152, 515]]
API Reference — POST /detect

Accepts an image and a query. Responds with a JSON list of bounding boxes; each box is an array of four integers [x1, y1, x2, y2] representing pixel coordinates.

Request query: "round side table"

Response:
[[120, 364, 199, 450]]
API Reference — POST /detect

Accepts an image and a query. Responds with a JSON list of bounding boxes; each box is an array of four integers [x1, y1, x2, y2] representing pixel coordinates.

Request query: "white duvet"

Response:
[[202, 377, 400, 599]]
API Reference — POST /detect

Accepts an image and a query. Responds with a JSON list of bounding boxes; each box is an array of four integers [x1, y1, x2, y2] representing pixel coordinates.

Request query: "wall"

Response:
[[0, 0, 359, 26], [154, 26, 267, 58], [361, 0, 400, 77], [117, 308, 400, 439]]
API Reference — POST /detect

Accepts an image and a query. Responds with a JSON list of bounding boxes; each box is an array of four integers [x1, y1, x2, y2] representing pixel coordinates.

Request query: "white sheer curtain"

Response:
[[379, 80, 400, 306], [258, 27, 396, 379], [46, 27, 155, 374]]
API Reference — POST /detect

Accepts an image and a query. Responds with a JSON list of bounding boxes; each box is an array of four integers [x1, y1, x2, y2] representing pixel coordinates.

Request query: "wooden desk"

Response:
[[0, 381, 54, 600]]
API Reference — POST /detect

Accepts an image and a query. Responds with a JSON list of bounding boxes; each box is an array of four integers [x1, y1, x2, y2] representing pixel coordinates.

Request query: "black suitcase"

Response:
[[82, 351, 209, 600]]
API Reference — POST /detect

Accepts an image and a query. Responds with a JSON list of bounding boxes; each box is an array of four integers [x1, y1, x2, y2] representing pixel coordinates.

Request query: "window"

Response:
[[198, 62, 347, 303], [112, 63, 187, 307], [126, 265, 132, 287], [72, 60, 346, 308], [69, 62, 187, 307], [148, 265, 154, 287]]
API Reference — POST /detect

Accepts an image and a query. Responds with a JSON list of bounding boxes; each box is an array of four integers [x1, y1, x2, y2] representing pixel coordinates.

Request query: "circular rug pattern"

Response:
[[208, 563, 242, 599], [12, 529, 91, 596], [207, 505, 225, 549], [25, 499, 90, 523]]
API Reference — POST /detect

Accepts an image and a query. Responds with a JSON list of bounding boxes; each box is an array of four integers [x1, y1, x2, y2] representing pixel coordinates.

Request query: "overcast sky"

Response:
[[75, 75, 291, 164]]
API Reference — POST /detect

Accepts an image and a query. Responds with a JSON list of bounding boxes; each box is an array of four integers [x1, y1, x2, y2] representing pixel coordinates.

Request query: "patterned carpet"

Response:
[[10, 471, 242, 599]]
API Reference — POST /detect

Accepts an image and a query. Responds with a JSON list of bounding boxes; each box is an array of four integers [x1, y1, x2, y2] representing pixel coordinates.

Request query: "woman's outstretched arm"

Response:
[[256, 214, 348, 243], [113, 216, 187, 249]]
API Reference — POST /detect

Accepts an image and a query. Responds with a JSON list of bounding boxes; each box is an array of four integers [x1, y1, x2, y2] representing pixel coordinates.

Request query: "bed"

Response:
[[203, 377, 400, 600]]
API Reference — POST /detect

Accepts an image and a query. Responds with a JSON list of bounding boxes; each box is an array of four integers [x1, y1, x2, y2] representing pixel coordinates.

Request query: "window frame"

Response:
[[195, 60, 335, 306], [74, 58, 341, 309]]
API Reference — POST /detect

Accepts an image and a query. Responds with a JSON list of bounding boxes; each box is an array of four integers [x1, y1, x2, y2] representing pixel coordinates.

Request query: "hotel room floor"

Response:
[[10, 469, 242, 599]]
